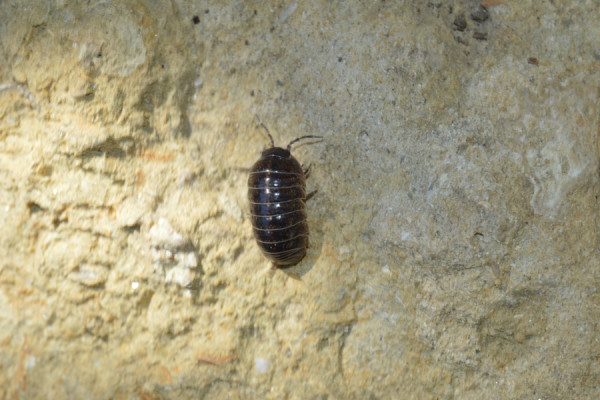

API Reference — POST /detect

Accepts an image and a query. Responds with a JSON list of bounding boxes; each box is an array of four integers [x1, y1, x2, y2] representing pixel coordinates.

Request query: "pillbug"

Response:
[[247, 117, 322, 267]]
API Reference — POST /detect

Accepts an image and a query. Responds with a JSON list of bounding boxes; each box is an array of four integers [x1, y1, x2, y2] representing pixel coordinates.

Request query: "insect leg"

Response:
[[303, 163, 312, 179], [305, 190, 317, 202]]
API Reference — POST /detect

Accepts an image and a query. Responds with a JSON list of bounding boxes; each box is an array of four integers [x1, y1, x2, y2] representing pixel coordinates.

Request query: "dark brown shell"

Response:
[[248, 147, 309, 267]]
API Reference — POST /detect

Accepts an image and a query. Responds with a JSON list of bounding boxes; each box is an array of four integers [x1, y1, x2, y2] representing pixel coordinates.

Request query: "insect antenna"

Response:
[[287, 135, 323, 151], [255, 115, 274, 147]]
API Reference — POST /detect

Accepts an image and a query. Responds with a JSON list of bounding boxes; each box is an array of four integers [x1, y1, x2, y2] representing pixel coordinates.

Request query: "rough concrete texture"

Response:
[[0, 0, 598, 399]]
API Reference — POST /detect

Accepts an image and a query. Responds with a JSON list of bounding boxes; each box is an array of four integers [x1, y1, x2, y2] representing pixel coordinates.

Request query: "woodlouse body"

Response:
[[248, 119, 321, 267]]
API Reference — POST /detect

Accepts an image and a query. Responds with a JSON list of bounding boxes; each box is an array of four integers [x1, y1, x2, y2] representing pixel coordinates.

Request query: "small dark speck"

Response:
[[270, 26, 275, 32], [338, 56, 343, 62], [254, 10, 257, 15], [192, 15, 200, 24], [470, 6, 489, 23], [473, 31, 487, 41], [528, 57, 539, 66], [475, 349, 480, 354], [27, 201, 44, 213], [205, 9, 209, 14], [245, 39, 250, 45], [250, 90, 255, 97], [276, 80, 283, 86], [123, 223, 141, 233], [453, 14, 467, 31]]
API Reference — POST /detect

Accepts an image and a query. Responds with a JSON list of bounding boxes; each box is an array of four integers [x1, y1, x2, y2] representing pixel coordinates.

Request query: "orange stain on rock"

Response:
[[141, 148, 175, 162], [196, 352, 236, 366]]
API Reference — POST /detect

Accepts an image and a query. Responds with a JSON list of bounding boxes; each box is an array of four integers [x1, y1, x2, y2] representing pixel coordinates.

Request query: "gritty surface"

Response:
[[0, 1, 599, 399]]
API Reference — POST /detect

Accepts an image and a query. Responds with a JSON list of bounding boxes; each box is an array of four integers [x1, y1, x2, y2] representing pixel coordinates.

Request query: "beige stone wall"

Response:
[[0, 1, 598, 399]]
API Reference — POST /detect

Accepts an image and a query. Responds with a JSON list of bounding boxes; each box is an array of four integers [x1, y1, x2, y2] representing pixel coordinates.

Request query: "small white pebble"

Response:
[[178, 169, 194, 187], [131, 281, 139, 290], [148, 218, 188, 249], [68, 268, 105, 286], [255, 357, 270, 374], [338, 246, 350, 255], [25, 356, 36, 370], [279, 2, 297, 23], [180, 252, 197, 268], [382, 265, 391, 274], [166, 266, 194, 288]]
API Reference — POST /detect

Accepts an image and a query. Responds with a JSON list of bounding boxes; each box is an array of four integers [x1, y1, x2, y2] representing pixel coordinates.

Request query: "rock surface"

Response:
[[0, 1, 598, 399]]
